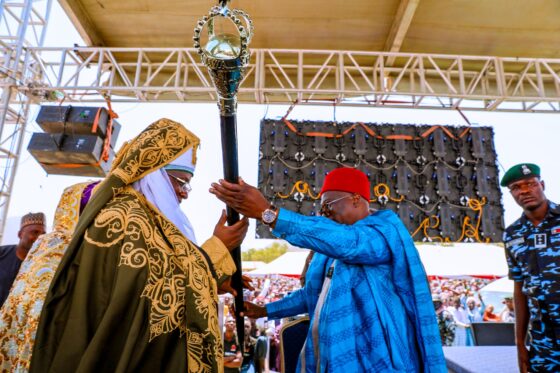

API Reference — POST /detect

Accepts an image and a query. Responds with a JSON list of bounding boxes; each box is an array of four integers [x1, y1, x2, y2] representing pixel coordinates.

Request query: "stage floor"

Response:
[[444, 346, 517, 373]]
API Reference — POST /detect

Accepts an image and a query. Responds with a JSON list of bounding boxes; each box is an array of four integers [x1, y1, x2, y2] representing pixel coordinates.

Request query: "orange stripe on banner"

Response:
[[458, 127, 471, 138], [385, 134, 415, 140], [440, 126, 457, 139], [357, 122, 378, 137], [282, 118, 300, 135], [280, 120, 467, 143], [305, 132, 335, 138]]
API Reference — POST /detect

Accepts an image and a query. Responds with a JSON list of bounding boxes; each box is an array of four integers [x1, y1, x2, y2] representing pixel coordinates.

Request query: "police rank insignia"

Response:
[[534, 233, 547, 248]]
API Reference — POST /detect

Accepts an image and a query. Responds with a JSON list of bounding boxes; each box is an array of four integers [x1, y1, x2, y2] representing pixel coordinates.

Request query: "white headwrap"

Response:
[[132, 148, 198, 243]]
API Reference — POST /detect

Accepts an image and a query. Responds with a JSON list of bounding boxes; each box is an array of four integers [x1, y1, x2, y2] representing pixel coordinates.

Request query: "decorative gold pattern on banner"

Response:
[[371, 183, 404, 203], [457, 197, 491, 243], [411, 197, 490, 243], [276, 181, 320, 200]]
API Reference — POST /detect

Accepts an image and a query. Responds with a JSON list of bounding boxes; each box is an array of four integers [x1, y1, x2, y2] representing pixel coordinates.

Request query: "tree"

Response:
[[242, 242, 288, 263]]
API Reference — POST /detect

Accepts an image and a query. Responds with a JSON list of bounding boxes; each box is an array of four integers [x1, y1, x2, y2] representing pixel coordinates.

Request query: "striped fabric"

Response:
[[267, 209, 446, 373]]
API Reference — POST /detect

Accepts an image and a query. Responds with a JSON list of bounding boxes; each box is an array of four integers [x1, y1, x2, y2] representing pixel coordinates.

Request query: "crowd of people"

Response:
[[220, 276, 516, 361], [430, 278, 515, 347]]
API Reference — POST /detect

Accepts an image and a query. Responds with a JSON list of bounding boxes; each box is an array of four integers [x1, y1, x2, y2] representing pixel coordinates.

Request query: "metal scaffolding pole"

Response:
[[0, 0, 52, 241]]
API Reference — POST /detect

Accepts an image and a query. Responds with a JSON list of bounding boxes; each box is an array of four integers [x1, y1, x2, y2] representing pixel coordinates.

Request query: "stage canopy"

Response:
[[246, 243, 507, 279], [60, 0, 559, 58]]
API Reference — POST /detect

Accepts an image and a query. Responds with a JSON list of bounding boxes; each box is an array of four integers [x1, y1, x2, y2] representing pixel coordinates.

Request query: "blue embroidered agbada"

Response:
[[266, 209, 446, 373]]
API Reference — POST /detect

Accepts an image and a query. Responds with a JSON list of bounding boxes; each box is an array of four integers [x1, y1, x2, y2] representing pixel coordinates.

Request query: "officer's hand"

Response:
[[213, 210, 249, 250], [517, 345, 529, 373], [210, 177, 270, 219], [242, 301, 267, 319]]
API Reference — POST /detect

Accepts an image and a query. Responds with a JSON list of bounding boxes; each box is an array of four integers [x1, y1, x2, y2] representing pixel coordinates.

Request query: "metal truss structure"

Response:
[[13, 47, 560, 113], [0, 0, 52, 241], [0, 6, 560, 239]]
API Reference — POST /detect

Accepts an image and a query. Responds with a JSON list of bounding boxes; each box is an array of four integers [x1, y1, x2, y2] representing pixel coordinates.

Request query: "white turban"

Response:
[[132, 148, 197, 243]]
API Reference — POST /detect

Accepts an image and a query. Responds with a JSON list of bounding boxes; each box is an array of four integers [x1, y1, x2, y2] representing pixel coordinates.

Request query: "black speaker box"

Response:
[[27, 132, 114, 177], [35, 105, 121, 147]]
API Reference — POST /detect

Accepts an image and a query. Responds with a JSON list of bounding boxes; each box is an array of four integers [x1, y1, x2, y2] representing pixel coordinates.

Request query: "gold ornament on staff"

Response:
[[193, 0, 253, 116]]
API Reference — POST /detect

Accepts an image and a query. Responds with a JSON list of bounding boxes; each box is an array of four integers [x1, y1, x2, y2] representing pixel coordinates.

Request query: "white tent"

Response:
[[245, 243, 508, 279], [247, 251, 310, 278], [416, 243, 508, 279], [479, 276, 514, 311], [242, 261, 266, 271]]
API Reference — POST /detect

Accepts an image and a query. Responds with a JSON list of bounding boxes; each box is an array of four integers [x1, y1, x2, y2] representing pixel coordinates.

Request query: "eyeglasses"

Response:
[[509, 180, 539, 194], [320, 195, 352, 217], [167, 173, 192, 193]]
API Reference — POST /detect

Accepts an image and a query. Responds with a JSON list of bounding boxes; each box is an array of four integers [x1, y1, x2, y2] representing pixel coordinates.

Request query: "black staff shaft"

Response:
[[219, 113, 244, 344]]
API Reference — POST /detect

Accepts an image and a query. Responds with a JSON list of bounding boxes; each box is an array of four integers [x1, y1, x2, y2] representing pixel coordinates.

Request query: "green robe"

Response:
[[30, 119, 232, 373]]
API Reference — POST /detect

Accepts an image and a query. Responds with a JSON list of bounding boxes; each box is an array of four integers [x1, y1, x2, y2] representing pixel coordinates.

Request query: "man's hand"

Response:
[[213, 209, 249, 250], [517, 345, 529, 373], [210, 178, 270, 219], [218, 275, 255, 297], [243, 301, 267, 319]]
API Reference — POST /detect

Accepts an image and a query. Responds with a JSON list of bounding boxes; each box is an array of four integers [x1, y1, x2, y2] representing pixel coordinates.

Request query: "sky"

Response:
[[3, 2, 560, 248]]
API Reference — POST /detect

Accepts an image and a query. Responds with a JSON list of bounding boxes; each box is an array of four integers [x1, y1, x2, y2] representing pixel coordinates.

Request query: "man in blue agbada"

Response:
[[210, 168, 446, 372]]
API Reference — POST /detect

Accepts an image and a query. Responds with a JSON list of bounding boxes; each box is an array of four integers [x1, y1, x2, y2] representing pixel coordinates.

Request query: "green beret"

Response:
[[500, 163, 540, 187]]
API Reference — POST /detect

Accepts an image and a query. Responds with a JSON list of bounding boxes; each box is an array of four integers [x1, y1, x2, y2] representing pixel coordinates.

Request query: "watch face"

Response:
[[262, 209, 276, 224]]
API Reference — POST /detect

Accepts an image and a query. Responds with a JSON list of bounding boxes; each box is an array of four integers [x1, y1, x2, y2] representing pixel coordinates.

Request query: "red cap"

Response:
[[320, 168, 371, 201]]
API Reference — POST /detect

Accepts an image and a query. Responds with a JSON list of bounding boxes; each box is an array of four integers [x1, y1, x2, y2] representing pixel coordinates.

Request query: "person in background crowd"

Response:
[[0, 212, 45, 307], [449, 296, 470, 346], [241, 319, 256, 373], [211, 168, 446, 372], [483, 305, 502, 322], [254, 326, 268, 373], [501, 163, 560, 372], [0, 182, 98, 372], [500, 296, 516, 323], [267, 326, 280, 372], [465, 296, 484, 345], [434, 294, 455, 347], [224, 317, 242, 373]]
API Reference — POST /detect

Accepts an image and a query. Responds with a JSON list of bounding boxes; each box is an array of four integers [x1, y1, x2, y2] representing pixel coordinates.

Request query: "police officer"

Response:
[[502, 163, 560, 372]]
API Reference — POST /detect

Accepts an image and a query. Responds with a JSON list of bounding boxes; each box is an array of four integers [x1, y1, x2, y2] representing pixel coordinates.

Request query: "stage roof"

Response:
[[61, 0, 560, 58]]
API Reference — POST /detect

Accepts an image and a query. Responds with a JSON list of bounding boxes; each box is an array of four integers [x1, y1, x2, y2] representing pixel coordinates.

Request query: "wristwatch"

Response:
[[261, 205, 278, 226]]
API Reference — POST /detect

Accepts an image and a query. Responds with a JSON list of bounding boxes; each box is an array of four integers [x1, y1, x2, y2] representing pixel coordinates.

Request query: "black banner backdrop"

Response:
[[257, 119, 504, 243]]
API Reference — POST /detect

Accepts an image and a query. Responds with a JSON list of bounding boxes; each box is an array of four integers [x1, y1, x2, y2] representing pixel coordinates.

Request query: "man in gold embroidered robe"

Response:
[[29, 119, 248, 373]]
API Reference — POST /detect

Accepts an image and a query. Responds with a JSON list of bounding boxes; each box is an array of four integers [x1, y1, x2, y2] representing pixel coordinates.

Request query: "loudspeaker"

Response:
[[28, 105, 120, 177], [27, 133, 114, 177], [35, 105, 121, 147]]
